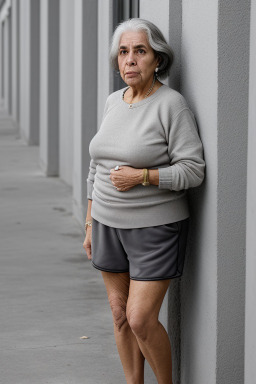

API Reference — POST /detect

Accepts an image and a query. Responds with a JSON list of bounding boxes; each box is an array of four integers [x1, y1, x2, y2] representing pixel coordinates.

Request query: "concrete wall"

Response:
[[59, 0, 74, 185], [19, 0, 29, 140], [216, 2, 249, 382], [29, 0, 40, 144], [0, 18, 2, 100], [97, 0, 113, 129], [180, 1, 218, 382], [72, 0, 98, 225], [11, 0, 19, 122], [0, 0, 254, 383], [39, 0, 59, 175], [3, 12, 8, 111], [245, 0, 256, 382], [19, 0, 40, 145], [7, 4, 11, 114], [181, 1, 250, 384]]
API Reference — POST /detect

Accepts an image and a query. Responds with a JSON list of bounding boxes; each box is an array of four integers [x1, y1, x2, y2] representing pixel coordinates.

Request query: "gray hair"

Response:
[[110, 18, 174, 80]]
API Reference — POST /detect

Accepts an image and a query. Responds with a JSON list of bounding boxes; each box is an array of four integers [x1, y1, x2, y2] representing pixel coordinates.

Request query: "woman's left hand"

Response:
[[110, 166, 143, 192]]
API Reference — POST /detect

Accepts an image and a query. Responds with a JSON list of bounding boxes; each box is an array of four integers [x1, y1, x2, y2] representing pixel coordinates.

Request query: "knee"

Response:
[[127, 307, 155, 341], [108, 294, 127, 331]]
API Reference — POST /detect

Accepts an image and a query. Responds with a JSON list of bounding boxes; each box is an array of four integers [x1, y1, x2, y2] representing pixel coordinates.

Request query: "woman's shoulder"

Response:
[[105, 87, 127, 105], [158, 85, 190, 112]]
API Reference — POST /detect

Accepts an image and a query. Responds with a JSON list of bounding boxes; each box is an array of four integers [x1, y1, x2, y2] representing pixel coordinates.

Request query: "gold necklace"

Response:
[[122, 76, 156, 106]]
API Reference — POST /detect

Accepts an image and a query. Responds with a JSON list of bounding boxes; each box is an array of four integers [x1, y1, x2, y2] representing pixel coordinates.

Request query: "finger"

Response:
[[85, 245, 91, 259]]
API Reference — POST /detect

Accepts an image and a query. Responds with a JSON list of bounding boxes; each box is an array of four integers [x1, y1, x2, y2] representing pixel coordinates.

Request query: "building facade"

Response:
[[0, 0, 255, 383]]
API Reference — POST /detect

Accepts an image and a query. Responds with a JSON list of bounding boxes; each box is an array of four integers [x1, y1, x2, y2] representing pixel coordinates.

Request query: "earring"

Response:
[[155, 67, 159, 73]]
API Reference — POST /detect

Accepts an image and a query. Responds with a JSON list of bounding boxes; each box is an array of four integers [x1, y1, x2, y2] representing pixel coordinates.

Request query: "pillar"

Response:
[[181, 0, 250, 383], [97, 0, 113, 129], [59, 0, 74, 185], [3, 10, 8, 111], [7, 3, 11, 114], [0, 16, 2, 100], [19, 0, 40, 145], [11, 0, 19, 122], [39, 0, 59, 175], [72, 0, 98, 225], [245, 0, 256, 382]]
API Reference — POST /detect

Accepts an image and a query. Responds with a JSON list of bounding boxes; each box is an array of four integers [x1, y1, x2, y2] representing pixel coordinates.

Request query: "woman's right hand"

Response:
[[83, 227, 92, 260]]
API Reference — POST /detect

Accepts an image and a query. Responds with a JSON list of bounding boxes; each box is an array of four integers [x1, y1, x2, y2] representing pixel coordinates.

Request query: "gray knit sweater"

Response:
[[87, 84, 205, 228]]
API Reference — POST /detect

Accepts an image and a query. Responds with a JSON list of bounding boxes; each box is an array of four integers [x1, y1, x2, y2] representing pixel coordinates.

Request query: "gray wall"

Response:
[[1, 1, 255, 383], [181, 1, 250, 384], [72, 0, 98, 224], [180, 1, 218, 381], [19, 0, 40, 145], [39, 0, 59, 175], [59, 0, 74, 185], [11, 0, 19, 123], [97, 0, 113, 129], [245, 0, 256, 382], [19, 0, 30, 142]]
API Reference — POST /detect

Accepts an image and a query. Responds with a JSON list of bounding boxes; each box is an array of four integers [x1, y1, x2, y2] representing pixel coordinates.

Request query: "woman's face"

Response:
[[117, 30, 159, 89]]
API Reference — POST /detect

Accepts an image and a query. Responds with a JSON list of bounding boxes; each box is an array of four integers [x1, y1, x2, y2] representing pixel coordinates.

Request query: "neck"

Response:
[[126, 76, 160, 103]]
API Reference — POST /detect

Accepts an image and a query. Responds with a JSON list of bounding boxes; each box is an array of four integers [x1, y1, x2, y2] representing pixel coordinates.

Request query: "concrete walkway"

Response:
[[0, 104, 126, 383]]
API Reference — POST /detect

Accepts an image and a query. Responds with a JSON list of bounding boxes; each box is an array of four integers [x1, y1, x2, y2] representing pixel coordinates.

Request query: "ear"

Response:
[[157, 55, 162, 67]]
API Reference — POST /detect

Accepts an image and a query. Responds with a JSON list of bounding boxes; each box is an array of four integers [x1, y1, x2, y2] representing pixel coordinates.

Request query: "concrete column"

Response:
[[3, 15, 8, 111], [19, 0, 40, 145], [73, 0, 98, 225], [7, 5, 11, 114], [181, 1, 250, 384], [245, 0, 256, 382], [59, 0, 74, 185], [39, 0, 59, 175], [0, 20, 2, 100], [11, 0, 19, 122], [97, 0, 113, 129]]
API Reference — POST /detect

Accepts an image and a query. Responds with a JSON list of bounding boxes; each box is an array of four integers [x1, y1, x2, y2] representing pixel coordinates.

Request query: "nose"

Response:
[[126, 51, 136, 66]]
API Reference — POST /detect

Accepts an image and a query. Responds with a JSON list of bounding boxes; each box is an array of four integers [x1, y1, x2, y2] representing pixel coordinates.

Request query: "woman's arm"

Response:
[[158, 108, 205, 191], [83, 199, 93, 260], [86, 199, 92, 221], [148, 169, 159, 186]]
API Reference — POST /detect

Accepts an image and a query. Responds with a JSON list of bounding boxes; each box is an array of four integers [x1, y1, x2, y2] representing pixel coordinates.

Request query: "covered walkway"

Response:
[[0, 103, 125, 384]]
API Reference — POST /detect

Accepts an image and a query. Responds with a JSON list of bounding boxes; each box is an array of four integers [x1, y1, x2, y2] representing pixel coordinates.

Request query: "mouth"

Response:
[[125, 71, 138, 78], [125, 71, 138, 76]]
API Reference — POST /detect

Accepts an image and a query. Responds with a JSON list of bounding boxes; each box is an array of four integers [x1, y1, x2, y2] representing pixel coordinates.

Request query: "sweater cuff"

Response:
[[158, 167, 173, 190], [87, 180, 94, 200]]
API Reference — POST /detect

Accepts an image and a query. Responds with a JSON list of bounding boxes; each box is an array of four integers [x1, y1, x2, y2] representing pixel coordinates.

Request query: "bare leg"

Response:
[[127, 279, 173, 384], [101, 271, 145, 384]]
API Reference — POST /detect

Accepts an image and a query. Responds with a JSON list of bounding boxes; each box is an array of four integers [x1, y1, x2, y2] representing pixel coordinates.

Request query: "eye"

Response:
[[137, 49, 145, 54], [119, 50, 127, 55]]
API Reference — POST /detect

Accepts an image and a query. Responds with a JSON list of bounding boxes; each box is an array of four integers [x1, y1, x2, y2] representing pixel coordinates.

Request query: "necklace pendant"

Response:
[[129, 104, 132, 108]]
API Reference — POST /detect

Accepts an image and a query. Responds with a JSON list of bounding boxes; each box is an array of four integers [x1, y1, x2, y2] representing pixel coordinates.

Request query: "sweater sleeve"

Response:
[[158, 108, 205, 191]]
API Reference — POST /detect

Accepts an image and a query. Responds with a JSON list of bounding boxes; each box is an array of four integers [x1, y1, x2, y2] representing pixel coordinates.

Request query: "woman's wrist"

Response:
[[134, 169, 159, 186], [148, 169, 159, 186]]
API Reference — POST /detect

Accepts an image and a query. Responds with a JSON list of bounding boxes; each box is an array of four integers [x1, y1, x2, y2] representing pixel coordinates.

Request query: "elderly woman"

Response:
[[83, 18, 205, 384]]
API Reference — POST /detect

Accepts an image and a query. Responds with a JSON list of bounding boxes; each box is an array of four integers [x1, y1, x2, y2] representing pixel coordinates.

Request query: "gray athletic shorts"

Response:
[[91, 217, 189, 281]]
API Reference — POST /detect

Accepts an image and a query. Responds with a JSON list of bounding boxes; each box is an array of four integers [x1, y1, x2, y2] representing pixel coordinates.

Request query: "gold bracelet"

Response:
[[84, 220, 92, 234], [142, 169, 150, 186]]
